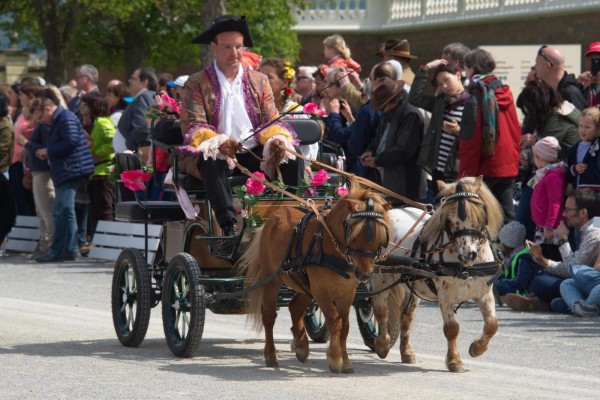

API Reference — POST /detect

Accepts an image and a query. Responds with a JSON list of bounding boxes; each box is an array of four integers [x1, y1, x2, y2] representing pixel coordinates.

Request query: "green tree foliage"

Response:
[[227, 0, 302, 62], [70, 0, 205, 79], [1, 0, 304, 84]]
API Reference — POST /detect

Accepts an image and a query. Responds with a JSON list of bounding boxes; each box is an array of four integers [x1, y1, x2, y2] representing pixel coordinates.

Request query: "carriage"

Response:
[[109, 115, 391, 359], [110, 114, 504, 373]]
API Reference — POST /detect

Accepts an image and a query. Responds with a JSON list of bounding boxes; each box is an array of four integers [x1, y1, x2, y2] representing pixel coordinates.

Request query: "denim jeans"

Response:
[[559, 265, 600, 307], [50, 178, 80, 258]]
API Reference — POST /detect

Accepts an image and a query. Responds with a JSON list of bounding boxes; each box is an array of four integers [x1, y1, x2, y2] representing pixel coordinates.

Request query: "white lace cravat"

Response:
[[214, 62, 256, 149]]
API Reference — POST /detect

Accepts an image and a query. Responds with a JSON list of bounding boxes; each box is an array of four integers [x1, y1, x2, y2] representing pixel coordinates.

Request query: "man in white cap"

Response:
[[179, 15, 302, 236], [166, 75, 189, 103]]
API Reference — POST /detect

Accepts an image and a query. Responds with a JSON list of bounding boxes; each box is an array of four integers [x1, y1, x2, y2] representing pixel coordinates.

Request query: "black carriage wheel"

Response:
[[304, 301, 330, 343], [355, 297, 400, 351], [162, 252, 205, 358], [111, 248, 152, 347]]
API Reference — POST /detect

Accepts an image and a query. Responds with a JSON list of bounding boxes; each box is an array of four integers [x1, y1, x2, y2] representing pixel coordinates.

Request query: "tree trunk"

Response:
[[32, 0, 80, 85], [123, 21, 146, 81], [199, 0, 227, 69]]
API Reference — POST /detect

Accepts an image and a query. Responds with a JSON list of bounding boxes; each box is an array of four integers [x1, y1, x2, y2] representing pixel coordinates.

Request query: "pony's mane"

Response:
[[421, 177, 503, 244]]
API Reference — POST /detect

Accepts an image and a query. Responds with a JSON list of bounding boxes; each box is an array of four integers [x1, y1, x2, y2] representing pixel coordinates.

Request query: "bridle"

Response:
[[435, 182, 488, 250], [340, 196, 389, 270]]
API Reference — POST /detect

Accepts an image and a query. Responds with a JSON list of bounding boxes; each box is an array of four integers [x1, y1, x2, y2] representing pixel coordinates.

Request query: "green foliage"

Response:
[[69, 0, 203, 74], [227, 0, 301, 61], [1, 0, 306, 82]]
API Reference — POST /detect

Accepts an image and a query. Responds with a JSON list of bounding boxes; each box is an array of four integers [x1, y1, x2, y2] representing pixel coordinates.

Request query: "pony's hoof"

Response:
[[342, 366, 355, 374], [448, 363, 465, 373], [265, 359, 279, 368], [375, 347, 390, 359], [469, 342, 485, 358], [296, 351, 309, 363], [329, 366, 341, 374], [401, 354, 416, 364]]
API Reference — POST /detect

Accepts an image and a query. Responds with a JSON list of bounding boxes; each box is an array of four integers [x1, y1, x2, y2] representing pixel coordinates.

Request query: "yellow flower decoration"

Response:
[[283, 60, 295, 80]]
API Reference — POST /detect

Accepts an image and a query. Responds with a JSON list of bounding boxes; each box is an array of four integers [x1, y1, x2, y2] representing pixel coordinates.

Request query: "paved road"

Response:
[[1, 254, 599, 399]]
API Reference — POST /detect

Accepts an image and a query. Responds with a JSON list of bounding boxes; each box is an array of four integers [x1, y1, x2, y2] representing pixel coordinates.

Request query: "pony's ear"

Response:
[[473, 175, 483, 192], [437, 180, 448, 192], [383, 201, 392, 211]]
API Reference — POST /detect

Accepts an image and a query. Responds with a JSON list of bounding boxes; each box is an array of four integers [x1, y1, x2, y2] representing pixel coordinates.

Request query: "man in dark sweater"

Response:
[[534, 45, 586, 111]]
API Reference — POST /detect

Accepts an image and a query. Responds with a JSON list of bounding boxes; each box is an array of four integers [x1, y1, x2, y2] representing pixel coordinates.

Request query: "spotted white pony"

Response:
[[370, 176, 504, 372]]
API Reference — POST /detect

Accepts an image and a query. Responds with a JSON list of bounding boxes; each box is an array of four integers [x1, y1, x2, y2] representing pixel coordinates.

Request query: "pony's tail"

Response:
[[236, 226, 266, 332]]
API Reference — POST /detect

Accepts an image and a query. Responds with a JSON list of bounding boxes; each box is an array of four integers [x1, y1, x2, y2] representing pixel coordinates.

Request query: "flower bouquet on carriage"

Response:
[[233, 168, 349, 227]]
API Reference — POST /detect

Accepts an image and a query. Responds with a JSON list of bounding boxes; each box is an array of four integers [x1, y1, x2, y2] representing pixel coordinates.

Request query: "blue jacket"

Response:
[[24, 123, 51, 172], [567, 137, 600, 191], [46, 106, 94, 186], [326, 102, 380, 179]]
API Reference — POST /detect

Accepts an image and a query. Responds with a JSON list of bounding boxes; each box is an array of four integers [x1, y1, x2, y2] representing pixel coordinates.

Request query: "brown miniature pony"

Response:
[[370, 176, 504, 372], [238, 183, 391, 373]]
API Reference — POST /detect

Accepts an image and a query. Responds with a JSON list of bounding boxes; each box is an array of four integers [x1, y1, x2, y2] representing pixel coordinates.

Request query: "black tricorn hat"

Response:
[[191, 15, 254, 47]]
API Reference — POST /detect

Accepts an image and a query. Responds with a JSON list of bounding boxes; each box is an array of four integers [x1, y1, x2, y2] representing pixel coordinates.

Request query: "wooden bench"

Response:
[[5, 216, 40, 253], [88, 220, 162, 264]]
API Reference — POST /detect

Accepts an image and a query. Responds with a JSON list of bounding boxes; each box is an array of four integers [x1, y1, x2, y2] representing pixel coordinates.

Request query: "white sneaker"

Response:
[[571, 300, 600, 317]]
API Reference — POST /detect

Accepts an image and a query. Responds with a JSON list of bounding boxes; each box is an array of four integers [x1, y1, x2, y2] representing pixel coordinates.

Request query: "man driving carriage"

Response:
[[179, 15, 304, 237]]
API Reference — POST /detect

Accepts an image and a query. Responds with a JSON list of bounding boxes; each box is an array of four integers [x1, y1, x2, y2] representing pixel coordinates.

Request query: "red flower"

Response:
[[121, 169, 151, 192], [246, 171, 266, 195], [284, 87, 294, 97], [311, 169, 330, 187]]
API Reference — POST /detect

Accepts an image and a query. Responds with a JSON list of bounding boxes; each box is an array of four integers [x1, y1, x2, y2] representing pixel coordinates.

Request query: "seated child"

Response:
[[494, 221, 543, 300]]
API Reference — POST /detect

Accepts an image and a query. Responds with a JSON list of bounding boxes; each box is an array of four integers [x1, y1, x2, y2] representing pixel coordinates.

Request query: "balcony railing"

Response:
[[293, 0, 600, 32]]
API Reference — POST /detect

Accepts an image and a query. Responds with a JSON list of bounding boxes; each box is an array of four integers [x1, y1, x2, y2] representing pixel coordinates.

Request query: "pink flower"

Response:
[[314, 109, 327, 118], [311, 169, 330, 187], [303, 187, 317, 197], [121, 170, 151, 192], [246, 171, 266, 195], [303, 102, 318, 114], [335, 185, 349, 197], [160, 92, 180, 115]]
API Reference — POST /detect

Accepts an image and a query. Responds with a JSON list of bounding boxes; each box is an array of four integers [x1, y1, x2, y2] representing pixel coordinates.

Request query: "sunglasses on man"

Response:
[[538, 45, 554, 67]]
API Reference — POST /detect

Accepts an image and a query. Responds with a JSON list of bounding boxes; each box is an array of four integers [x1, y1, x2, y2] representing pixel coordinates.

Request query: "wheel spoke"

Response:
[[173, 309, 180, 330]]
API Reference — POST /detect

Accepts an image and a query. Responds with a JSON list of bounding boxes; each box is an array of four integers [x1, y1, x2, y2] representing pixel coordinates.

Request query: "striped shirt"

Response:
[[436, 105, 463, 172]]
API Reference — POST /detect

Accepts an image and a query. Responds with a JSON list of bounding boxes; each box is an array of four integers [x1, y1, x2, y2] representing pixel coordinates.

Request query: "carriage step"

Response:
[[195, 226, 248, 260]]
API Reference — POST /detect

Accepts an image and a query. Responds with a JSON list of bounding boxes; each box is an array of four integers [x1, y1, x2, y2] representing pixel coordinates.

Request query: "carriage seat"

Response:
[[114, 150, 186, 222], [115, 200, 186, 222]]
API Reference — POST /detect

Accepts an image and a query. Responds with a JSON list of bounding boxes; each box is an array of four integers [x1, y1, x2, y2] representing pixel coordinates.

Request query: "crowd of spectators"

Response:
[[1, 28, 599, 318]]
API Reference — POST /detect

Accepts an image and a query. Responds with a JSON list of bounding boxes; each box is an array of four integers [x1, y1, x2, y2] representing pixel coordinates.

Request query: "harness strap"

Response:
[[214, 269, 282, 301], [278, 145, 430, 210]]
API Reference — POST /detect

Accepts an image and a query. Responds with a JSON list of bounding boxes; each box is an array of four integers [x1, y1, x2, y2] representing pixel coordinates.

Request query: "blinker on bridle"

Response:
[[343, 196, 388, 269], [438, 182, 487, 242]]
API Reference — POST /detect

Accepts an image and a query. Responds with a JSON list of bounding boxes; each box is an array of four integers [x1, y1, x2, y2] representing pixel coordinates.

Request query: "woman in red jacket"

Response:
[[459, 48, 521, 222]]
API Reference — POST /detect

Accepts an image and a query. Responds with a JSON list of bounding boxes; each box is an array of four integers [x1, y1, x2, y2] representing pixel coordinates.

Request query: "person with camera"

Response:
[[577, 42, 600, 108]]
